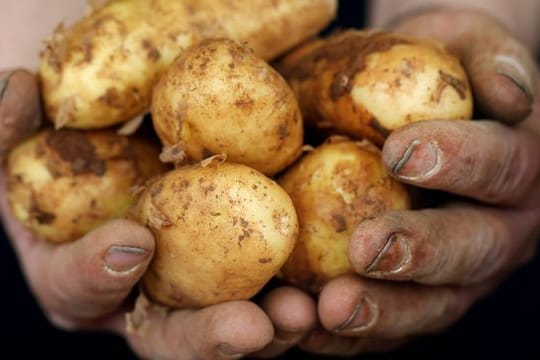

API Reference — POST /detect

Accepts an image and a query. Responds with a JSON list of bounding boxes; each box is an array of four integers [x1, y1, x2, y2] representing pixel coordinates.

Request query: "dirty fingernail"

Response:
[[301, 326, 329, 348], [273, 328, 305, 345], [217, 343, 246, 359], [392, 140, 440, 180], [498, 71, 534, 103], [495, 54, 534, 102], [0, 71, 15, 100], [334, 295, 377, 333], [365, 233, 410, 274], [105, 245, 148, 274]]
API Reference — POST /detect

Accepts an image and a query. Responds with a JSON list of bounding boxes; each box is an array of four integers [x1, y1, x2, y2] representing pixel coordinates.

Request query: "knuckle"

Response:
[[482, 129, 540, 204], [422, 288, 469, 335], [483, 145, 522, 202], [463, 220, 509, 284], [408, 211, 447, 283]]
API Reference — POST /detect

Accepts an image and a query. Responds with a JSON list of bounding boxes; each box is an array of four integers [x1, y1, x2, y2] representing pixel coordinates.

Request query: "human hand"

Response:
[[291, 8, 540, 356], [0, 70, 41, 162], [0, 69, 322, 360]]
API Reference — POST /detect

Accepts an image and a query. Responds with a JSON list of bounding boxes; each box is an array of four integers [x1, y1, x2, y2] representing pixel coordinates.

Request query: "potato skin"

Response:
[[278, 138, 410, 292], [152, 38, 303, 176], [6, 129, 166, 243], [39, 0, 337, 129], [278, 30, 473, 145], [134, 161, 299, 309]]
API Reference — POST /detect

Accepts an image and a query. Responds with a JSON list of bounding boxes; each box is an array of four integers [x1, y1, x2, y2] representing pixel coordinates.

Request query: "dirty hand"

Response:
[[0, 70, 318, 359], [289, 8, 540, 356]]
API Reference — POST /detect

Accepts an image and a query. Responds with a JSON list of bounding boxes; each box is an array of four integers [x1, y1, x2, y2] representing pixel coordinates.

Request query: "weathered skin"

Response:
[[152, 38, 303, 176], [278, 30, 473, 146], [0, 70, 42, 162], [278, 138, 410, 293], [6, 128, 166, 243], [134, 160, 299, 309], [39, 0, 337, 129]]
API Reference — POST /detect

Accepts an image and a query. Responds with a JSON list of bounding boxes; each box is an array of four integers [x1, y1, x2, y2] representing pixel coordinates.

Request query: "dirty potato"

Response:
[[134, 160, 299, 308], [6, 129, 166, 243], [278, 30, 473, 145], [152, 38, 303, 176], [39, 0, 337, 129], [278, 138, 410, 292]]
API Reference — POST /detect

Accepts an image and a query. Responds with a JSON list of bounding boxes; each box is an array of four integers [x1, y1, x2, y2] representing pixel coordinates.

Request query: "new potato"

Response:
[[6, 128, 166, 243], [278, 30, 473, 145], [134, 160, 299, 308], [39, 0, 337, 129], [152, 38, 303, 176], [278, 138, 410, 292]]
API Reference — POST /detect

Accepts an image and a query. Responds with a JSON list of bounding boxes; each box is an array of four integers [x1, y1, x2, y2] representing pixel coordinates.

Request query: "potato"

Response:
[[39, 0, 337, 129], [6, 128, 167, 243], [0, 70, 42, 162], [278, 30, 473, 145], [152, 38, 303, 176], [133, 159, 299, 308], [277, 138, 410, 292]]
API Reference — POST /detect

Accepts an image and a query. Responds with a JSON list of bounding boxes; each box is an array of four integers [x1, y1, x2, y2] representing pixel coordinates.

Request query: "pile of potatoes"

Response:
[[5, 0, 473, 309]]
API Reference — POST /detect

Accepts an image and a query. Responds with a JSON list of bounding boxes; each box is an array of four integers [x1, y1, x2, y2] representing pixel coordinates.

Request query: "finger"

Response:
[[0, 69, 42, 161], [125, 298, 274, 360], [317, 275, 480, 339], [34, 220, 154, 326], [1, 187, 155, 329], [252, 286, 317, 358], [0, 170, 155, 328], [299, 327, 407, 356], [349, 206, 538, 285], [381, 120, 540, 206], [391, 9, 537, 125]]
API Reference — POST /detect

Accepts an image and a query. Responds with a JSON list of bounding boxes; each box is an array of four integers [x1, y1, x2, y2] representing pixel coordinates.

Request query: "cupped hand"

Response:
[[298, 8, 540, 356], [0, 69, 322, 359]]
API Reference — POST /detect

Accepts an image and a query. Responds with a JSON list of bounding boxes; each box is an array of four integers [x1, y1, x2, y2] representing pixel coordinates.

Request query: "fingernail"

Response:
[[217, 343, 245, 359], [365, 233, 410, 274], [301, 326, 329, 347], [494, 54, 534, 102], [392, 140, 440, 180], [273, 328, 305, 345], [0, 71, 14, 100], [334, 295, 377, 333], [105, 245, 148, 274]]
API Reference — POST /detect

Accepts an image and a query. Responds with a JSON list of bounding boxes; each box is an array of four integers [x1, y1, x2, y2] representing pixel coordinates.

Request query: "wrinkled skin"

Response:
[[2, 6, 540, 360], [279, 9, 540, 356], [0, 71, 313, 359]]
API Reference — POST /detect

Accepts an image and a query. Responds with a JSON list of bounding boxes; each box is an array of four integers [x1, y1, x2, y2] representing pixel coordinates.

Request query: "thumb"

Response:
[[390, 9, 537, 125], [0, 69, 42, 161], [1, 170, 154, 330]]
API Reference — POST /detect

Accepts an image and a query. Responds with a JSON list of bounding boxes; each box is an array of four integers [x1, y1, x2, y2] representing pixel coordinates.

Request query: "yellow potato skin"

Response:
[[6, 129, 166, 243], [135, 161, 299, 308], [278, 139, 410, 292], [152, 38, 303, 176], [39, 0, 337, 129], [278, 30, 473, 145]]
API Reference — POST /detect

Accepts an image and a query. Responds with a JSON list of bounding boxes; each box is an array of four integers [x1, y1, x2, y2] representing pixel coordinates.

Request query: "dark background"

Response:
[[3, 1, 540, 358]]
